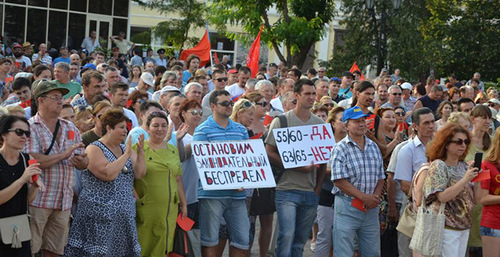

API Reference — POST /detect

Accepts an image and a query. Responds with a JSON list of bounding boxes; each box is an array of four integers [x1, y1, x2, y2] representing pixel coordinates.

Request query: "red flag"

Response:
[[180, 29, 211, 67], [349, 62, 365, 80], [213, 52, 220, 64], [246, 25, 263, 78]]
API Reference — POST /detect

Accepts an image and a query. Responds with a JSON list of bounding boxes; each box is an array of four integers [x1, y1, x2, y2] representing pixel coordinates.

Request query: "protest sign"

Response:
[[192, 139, 275, 190], [273, 124, 335, 169]]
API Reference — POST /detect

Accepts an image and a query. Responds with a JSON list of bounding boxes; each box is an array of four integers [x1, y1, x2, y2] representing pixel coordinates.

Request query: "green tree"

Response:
[[132, 0, 207, 50], [321, 0, 430, 81], [207, 0, 336, 69], [420, 0, 500, 81]]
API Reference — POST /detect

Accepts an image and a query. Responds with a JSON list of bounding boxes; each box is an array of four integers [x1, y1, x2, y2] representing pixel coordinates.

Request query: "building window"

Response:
[[70, 0, 87, 12], [5, 0, 26, 4], [50, 0, 67, 10], [4, 5, 25, 43], [112, 18, 127, 37], [48, 11, 67, 49], [27, 8, 47, 47], [89, 0, 112, 15], [28, 0, 48, 7], [130, 26, 151, 45], [114, 0, 129, 17], [69, 13, 86, 50]]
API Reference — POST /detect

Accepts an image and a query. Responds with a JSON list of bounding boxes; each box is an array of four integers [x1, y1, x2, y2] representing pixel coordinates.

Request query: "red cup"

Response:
[[68, 130, 75, 140], [28, 159, 38, 182]]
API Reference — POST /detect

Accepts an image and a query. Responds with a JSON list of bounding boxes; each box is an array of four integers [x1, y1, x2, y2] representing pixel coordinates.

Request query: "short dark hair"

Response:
[[100, 108, 127, 135], [239, 66, 251, 75], [209, 90, 230, 105], [268, 63, 278, 68], [458, 98, 475, 111], [138, 100, 163, 114], [294, 78, 315, 94], [308, 68, 317, 76], [110, 82, 129, 94], [212, 69, 224, 77], [81, 71, 103, 86], [146, 111, 168, 127], [412, 107, 433, 126], [155, 66, 167, 76], [355, 80, 375, 93], [0, 115, 29, 137], [12, 77, 31, 91], [289, 68, 302, 78]]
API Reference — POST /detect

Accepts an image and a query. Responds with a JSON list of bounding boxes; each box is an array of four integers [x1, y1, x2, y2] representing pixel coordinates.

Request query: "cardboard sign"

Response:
[[273, 124, 335, 169], [192, 140, 276, 190]]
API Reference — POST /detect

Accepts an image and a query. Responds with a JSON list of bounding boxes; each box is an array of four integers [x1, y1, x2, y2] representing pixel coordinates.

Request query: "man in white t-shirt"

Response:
[[12, 43, 32, 72], [225, 66, 251, 98]]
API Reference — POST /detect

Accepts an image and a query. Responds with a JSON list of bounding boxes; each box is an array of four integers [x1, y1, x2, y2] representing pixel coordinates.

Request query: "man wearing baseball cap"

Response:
[[330, 105, 385, 257], [25, 80, 88, 257], [129, 72, 154, 99], [12, 43, 32, 72]]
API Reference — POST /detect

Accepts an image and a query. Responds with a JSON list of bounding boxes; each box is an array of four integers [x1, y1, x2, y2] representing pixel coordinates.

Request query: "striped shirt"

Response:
[[330, 135, 385, 197], [24, 114, 83, 210], [193, 116, 249, 199]]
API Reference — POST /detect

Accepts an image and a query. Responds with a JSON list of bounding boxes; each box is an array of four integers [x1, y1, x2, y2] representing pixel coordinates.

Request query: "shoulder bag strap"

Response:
[[44, 120, 60, 155]]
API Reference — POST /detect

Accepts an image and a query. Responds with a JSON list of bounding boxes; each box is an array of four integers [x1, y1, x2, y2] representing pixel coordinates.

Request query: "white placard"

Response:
[[192, 140, 276, 190], [273, 124, 335, 169]]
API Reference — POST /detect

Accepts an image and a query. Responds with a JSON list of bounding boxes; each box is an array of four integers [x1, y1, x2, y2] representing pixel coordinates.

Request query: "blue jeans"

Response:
[[333, 195, 380, 257], [199, 198, 250, 250], [275, 190, 319, 257]]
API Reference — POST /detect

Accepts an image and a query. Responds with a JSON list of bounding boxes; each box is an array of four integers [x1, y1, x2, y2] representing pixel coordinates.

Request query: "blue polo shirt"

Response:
[[193, 116, 249, 199]]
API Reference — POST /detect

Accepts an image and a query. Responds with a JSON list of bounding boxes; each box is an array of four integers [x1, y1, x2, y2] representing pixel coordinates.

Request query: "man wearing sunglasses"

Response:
[[265, 79, 326, 256], [193, 90, 251, 257], [24, 80, 88, 257], [202, 69, 227, 112]]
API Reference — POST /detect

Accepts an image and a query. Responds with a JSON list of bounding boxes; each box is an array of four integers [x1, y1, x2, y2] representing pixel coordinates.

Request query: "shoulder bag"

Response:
[[0, 153, 32, 248]]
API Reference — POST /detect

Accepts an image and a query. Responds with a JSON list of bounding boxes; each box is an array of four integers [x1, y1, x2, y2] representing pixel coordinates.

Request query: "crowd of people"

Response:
[[0, 39, 499, 257]]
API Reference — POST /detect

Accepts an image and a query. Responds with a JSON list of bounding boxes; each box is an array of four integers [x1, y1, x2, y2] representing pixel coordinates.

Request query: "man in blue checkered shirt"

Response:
[[330, 106, 385, 257]]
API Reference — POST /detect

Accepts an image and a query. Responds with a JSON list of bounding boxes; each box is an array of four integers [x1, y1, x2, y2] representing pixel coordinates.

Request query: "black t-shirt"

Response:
[[0, 152, 29, 218]]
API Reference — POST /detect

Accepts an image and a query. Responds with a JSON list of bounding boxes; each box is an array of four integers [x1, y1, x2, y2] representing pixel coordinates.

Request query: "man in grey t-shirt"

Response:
[[266, 79, 326, 257]]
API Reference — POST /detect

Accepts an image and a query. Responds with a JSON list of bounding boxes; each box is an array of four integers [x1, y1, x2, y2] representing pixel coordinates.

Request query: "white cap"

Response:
[[140, 72, 155, 87], [400, 82, 412, 91]]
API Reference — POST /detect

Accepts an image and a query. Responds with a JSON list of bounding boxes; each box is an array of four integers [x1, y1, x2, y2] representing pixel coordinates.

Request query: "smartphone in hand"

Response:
[[474, 152, 483, 170]]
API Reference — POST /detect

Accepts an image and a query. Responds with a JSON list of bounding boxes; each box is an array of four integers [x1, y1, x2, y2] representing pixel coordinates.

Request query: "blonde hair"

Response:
[[486, 127, 500, 163], [7, 105, 25, 116], [448, 112, 471, 124], [230, 99, 255, 123]]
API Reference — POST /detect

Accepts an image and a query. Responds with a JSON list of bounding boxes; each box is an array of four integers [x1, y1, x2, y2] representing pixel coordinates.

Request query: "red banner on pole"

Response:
[[246, 25, 263, 78], [180, 29, 211, 67], [349, 62, 365, 80]]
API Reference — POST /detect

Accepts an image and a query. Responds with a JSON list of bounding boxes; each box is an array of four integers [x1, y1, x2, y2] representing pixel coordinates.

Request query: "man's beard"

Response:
[[13, 52, 23, 58]]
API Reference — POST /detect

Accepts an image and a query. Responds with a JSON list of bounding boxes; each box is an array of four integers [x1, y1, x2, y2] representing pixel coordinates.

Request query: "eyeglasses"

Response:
[[391, 93, 402, 96], [43, 95, 64, 102], [255, 101, 269, 107], [138, 99, 147, 104], [8, 128, 30, 137], [488, 103, 497, 107], [323, 103, 334, 107], [216, 77, 228, 82], [189, 109, 203, 116], [450, 139, 470, 145], [217, 101, 234, 107], [395, 112, 405, 116]]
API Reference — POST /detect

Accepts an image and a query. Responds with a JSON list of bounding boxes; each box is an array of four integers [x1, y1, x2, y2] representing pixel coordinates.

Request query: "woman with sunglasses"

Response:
[[81, 101, 112, 147], [464, 105, 493, 254], [242, 92, 270, 137], [135, 111, 186, 256], [0, 115, 42, 257], [436, 101, 454, 131], [73, 105, 94, 134], [394, 106, 410, 137], [418, 123, 479, 256], [319, 96, 336, 111]]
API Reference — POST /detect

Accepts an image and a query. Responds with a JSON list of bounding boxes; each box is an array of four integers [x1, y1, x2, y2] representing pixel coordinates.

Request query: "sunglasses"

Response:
[[8, 128, 31, 137], [391, 93, 402, 96], [189, 109, 203, 116], [255, 101, 269, 107], [217, 101, 234, 107], [216, 77, 228, 82], [450, 139, 470, 145], [395, 112, 405, 116]]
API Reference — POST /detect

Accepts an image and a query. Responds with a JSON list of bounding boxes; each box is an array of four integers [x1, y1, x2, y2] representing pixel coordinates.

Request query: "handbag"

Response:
[[169, 224, 194, 257], [409, 196, 446, 256], [0, 153, 32, 248], [396, 163, 429, 238]]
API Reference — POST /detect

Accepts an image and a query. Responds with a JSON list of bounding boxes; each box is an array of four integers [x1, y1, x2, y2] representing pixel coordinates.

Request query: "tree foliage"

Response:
[[421, 0, 500, 81], [207, 0, 336, 69], [132, 0, 207, 50], [323, 0, 500, 82]]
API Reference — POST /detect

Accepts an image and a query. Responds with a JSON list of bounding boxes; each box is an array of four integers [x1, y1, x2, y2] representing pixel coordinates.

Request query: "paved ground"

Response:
[[222, 213, 316, 257]]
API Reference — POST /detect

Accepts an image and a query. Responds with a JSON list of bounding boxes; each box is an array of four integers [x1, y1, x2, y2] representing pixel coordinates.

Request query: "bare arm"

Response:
[[413, 100, 423, 110], [436, 167, 478, 203], [0, 164, 41, 205], [387, 173, 399, 221], [131, 136, 146, 179], [176, 175, 188, 218], [30, 143, 84, 169], [86, 144, 130, 182], [315, 164, 326, 196], [401, 181, 412, 195], [27, 184, 40, 203], [266, 144, 284, 169], [334, 179, 380, 209], [480, 188, 500, 205]]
